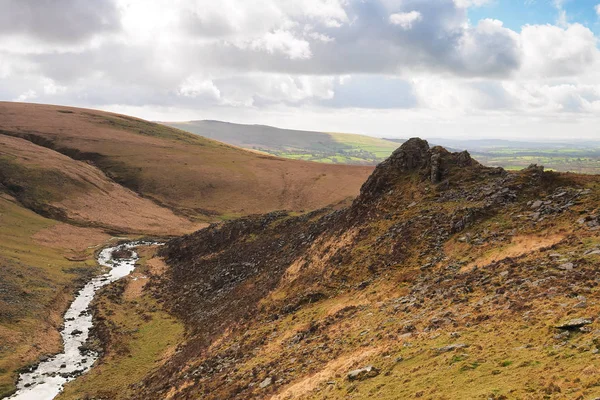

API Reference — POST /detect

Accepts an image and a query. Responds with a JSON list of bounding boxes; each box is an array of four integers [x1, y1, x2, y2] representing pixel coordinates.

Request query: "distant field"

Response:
[[472, 151, 600, 174], [164, 120, 600, 173], [272, 133, 399, 164], [427, 138, 600, 174], [250, 145, 600, 174]]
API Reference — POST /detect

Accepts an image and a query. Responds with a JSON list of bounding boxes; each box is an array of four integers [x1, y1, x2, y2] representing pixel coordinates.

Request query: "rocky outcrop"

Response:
[[356, 138, 482, 204], [386, 137, 431, 172]]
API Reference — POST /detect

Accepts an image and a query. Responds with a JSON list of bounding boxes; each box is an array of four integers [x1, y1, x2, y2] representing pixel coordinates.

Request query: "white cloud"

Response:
[[258, 75, 335, 102], [595, 3, 600, 17], [453, 0, 492, 8], [0, 0, 120, 44], [178, 77, 221, 99], [389, 11, 422, 30], [306, 31, 335, 43], [42, 78, 67, 95], [215, 74, 336, 106], [14, 89, 37, 102], [249, 30, 312, 60], [412, 76, 514, 111], [520, 23, 600, 77], [457, 19, 520, 77], [503, 82, 600, 113], [281, 0, 349, 27], [1, 0, 600, 140]]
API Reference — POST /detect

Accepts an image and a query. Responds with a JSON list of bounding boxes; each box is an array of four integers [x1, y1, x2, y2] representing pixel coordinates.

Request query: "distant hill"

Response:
[[162, 120, 400, 165], [165, 121, 600, 174]]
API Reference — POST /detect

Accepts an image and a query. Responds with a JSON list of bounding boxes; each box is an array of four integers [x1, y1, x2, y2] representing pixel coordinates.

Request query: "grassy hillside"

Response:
[[0, 194, 111, 397], [101, 139, 600, 399], [163, 120, 399, 165], [0, 103, 372, 221]]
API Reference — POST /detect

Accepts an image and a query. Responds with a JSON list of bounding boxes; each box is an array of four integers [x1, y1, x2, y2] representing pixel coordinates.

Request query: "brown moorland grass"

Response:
[[0, 102, 373, 220], [32, 223, 110, 252], [0, 134, 199, 235]]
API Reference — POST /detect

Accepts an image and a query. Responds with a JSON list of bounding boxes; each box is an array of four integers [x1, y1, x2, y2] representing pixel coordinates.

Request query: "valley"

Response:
[[4, 1, 600, 399], [0, 102, 368, 398], [9, 241, 156, 399], [1, 104, 600, 399], [0, 194, 105, 398]]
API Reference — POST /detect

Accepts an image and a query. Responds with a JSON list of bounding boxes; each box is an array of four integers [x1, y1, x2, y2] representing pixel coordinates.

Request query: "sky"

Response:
[[1, 0, 600, 140]]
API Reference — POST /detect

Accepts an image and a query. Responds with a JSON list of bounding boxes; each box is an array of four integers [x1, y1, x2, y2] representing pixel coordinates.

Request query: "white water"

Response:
[[9, 241, 158, 400]]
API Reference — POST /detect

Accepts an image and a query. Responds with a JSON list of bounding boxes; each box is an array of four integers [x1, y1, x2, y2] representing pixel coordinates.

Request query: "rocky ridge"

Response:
[[132, 138, 600, 399]]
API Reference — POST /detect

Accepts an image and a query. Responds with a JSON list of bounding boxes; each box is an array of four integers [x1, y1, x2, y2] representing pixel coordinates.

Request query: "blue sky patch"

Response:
[[468, 0, 600, 34]]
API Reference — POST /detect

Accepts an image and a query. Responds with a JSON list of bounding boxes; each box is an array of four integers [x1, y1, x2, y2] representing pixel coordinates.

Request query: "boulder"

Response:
[[259, 377, 272, 389], [435, 343, 468, 352], [111, 248, 134, 259], [556, 318, 592, 330], [347, 365, 380, 381], [531, 200, 543, 209], [558, 262, 574, 271]]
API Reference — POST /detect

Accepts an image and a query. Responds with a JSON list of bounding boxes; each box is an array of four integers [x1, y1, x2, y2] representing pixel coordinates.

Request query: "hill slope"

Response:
[[0, 102, 373, 397], [162, 120, 399, 165], [0, 134, 195, 234], [0, 103, 373, 221], [63, 138, 600, 399]]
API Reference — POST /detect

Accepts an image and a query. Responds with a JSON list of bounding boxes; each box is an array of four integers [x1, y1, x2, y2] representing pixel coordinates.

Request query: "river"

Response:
[[8, 241, 158, 400]]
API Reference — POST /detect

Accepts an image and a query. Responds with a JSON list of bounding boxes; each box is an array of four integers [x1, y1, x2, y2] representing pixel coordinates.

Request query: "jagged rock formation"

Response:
[[356, 138, 483, 205], [126, 139, 600, 400]]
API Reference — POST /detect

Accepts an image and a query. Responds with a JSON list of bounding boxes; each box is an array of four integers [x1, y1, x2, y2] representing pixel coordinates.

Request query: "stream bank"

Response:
[[8, 241, 158, 400]]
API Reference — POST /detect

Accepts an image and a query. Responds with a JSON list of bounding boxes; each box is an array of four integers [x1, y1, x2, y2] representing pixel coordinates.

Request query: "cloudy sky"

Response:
[[1, 0, 600, 139]]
